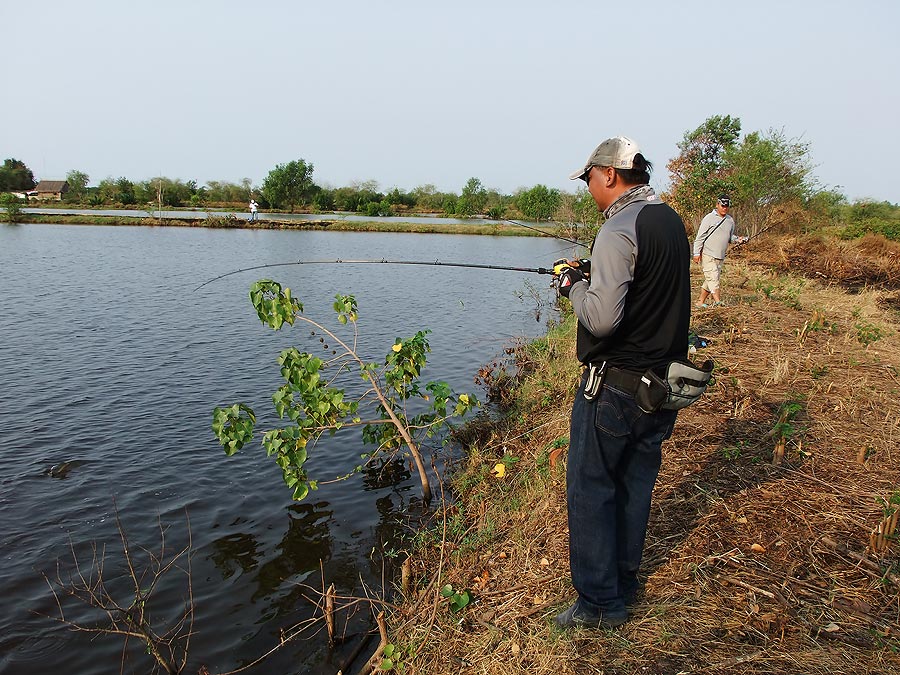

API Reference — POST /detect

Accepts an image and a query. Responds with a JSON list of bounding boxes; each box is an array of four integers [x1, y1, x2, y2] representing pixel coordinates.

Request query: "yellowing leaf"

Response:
[[492, 463, 506, 478], [392, 343, 402, 352], [549, 447, 564, 468], [459, 394, 469, 405]]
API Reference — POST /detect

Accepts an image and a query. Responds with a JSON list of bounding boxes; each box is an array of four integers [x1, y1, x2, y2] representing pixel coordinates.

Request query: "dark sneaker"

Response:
[[553, 602, 627, 630]]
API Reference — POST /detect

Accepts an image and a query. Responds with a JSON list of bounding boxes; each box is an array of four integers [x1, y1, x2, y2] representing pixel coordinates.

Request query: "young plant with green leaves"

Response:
[[771, 396, 806, 465], [380, 642, 414, 671], [212, 280, 479, 503], [440, 583, 472, 613]]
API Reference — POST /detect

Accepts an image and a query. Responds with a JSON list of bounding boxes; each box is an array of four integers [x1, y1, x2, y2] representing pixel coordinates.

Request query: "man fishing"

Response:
[[555, 136, 691, 629]]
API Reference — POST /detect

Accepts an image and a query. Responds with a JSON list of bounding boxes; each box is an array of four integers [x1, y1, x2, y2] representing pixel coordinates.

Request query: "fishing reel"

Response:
[[551, 257, 591, 283]]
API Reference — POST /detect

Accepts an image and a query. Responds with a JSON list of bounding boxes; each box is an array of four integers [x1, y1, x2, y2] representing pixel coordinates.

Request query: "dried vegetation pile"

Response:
[[387, 233, 900, 675]]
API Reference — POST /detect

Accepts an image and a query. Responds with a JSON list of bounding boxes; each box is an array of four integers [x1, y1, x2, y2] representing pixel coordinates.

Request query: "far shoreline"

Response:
[[10, 212, 559, 238]]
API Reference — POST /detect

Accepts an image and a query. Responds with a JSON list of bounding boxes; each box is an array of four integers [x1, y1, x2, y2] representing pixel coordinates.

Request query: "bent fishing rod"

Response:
[[503, 219, 587, 247], [194, 258, 559, 291]]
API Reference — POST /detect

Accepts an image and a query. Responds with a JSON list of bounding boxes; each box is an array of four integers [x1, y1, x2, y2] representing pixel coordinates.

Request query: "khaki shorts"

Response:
[[701, 253, 723, 293]]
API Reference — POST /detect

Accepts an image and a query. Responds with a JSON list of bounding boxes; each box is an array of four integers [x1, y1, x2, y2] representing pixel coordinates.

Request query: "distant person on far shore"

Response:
[[249, 199, 259, 222], [691, 195, 747, 308]]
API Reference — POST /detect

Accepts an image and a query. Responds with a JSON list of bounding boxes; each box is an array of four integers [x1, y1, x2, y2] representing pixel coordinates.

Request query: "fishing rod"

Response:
[[502, 219, 587, 247], [731, 220, 780, 250], [194, 258, 559, 291]]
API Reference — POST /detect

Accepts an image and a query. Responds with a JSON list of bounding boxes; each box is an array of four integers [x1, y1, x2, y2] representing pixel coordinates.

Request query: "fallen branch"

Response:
[[819, 536, 900, 587], [720, 575, 777, 599]]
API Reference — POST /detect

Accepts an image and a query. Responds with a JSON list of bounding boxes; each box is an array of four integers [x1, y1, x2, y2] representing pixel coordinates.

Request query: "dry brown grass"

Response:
[[383, 234, 900, 675], [734, 232, 900, 291]]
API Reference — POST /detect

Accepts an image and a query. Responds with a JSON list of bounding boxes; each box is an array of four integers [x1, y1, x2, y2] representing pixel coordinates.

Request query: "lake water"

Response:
[[0, 223, 573, 674]]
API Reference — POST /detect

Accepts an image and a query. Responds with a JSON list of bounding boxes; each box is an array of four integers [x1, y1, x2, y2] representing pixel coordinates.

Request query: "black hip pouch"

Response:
[[634, 359, 714, 413], [634, 370, 670, 414]]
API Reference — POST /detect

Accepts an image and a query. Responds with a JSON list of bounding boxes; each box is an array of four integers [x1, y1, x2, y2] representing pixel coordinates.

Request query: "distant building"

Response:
[[31, 180, 69, 201]]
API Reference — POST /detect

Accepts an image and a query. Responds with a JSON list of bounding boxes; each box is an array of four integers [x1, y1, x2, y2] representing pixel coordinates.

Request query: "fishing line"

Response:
[[545, 242, 587, 259]]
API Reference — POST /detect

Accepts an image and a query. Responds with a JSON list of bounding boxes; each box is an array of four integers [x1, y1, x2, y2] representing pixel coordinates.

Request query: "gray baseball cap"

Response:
[[569, 136, 641, 180]]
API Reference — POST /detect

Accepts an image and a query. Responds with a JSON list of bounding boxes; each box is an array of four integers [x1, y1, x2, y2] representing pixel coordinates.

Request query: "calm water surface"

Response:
[[0, 223, 572, 674]]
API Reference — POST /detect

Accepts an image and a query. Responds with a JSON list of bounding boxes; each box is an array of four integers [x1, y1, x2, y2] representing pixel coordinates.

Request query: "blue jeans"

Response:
[[566, 372, 677, 617]]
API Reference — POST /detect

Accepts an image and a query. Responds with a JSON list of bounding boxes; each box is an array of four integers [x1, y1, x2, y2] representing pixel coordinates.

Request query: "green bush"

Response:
[[840, 220, 900, 241], [839, 200, 900, 240], [0, 192, 23, 222], [364, 199, 392, 217]]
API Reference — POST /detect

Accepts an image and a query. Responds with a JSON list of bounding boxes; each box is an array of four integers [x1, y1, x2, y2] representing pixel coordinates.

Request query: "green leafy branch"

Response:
[[212, 280, 479, 502]]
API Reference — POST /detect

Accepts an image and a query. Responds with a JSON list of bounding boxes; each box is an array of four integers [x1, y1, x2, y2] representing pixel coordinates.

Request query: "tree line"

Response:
[[0, 156, 571, 223], [2, 114, 898, 240]]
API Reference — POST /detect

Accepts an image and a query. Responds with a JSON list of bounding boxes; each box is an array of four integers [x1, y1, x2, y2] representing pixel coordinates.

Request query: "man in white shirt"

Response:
[[691, 195, 746, 307]]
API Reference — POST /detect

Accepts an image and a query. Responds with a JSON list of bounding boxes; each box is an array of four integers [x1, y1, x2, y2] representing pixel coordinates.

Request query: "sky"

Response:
[[3, 0, 898, 203]]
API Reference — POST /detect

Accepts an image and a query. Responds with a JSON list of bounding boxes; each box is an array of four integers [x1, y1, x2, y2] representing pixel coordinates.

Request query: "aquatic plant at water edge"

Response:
[[212, 279, 479, 502]]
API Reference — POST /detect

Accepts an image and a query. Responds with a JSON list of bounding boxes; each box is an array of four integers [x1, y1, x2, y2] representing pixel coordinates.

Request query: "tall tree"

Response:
[[262, 159, 314, 212], [65, 170, 90, 202], [556, 189, 602, 243], [455, 177, 487, 216], [115, 177, 136, 205], [515, 184, 561, 221], [0, 158, 36, 191], [97, 177, 118, 204], [723, 129, 814, 236], [666, 115, 741, 228]]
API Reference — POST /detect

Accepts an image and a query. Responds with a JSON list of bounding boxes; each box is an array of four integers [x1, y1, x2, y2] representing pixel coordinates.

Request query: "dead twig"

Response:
[[356, 611, 388, 675]]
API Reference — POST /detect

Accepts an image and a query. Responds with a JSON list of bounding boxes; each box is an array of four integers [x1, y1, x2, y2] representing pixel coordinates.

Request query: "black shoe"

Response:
[[553, 602, 627, 630]]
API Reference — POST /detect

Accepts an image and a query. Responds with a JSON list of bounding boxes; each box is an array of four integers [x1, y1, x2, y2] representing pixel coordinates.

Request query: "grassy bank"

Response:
[[385, 233, 900, 674], [15, 212, 556, 237]]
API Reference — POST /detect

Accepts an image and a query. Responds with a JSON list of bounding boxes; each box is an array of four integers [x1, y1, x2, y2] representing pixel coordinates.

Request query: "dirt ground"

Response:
[[386, 233, 900, 675]]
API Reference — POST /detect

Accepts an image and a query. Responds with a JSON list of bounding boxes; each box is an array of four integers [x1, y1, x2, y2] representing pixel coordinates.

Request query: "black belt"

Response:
[[583, 363, 644, 396], [602, 366, 644, 394]]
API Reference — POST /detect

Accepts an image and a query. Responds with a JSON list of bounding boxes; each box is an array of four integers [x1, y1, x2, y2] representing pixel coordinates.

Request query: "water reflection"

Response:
[[361, 457, 412, 491], [252, 501, 335, 603], [208, 532, 261, 579]]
